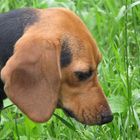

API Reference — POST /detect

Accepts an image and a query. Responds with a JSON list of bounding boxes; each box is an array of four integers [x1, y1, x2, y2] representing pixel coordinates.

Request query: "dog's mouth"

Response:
[[57, 103, 113, 125], [57, 103, 76, 118], [61, 107, 113, 125], [62, 108, 75, 118]]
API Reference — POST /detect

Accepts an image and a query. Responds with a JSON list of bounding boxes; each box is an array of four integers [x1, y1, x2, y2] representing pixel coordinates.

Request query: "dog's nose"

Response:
[[100, 114, 113, 125]]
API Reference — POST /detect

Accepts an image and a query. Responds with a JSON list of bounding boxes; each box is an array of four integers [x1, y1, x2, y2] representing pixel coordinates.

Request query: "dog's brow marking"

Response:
[[60, 38, 72, 67]]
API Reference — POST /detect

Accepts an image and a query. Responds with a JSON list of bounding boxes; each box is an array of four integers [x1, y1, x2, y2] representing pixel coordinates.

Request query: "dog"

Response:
[[0, 8, 113, 125]]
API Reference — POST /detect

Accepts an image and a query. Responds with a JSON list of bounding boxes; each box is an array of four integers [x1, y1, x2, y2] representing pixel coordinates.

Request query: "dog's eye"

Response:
[[74, 69, 93, 81]]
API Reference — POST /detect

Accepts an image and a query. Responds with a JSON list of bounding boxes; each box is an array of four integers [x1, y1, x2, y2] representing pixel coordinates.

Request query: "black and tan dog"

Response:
[[0, 8, 113, 125]]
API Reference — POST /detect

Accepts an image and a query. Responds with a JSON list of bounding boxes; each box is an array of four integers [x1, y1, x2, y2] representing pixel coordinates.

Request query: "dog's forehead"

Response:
[[29, 8, 99, 69], [60, 34, 96, 70]]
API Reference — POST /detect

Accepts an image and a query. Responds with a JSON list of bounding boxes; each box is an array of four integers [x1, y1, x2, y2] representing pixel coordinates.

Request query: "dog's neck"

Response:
[[0, 79, 6, 109]]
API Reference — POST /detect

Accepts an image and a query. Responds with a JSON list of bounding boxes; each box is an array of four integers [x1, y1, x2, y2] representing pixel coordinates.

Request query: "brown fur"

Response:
[[1, 8, 112, 125]]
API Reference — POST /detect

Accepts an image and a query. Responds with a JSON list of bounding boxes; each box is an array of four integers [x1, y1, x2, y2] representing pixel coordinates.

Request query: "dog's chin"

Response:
[[62, 107, 113, 125], [62, 107, 96, 125]]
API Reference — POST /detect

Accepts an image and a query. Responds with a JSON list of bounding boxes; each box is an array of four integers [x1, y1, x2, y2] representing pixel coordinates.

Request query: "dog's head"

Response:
[[1, 8, 113, 125]]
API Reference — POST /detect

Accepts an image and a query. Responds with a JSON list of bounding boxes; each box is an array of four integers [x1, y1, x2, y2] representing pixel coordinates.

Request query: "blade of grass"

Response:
[[53, 113, 76, 131]]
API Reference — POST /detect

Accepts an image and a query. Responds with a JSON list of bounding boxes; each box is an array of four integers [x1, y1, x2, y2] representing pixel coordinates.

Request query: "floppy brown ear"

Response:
[[1, 35, 61, 122]]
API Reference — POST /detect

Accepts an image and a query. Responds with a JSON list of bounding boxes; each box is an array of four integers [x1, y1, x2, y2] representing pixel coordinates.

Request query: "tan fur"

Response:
[[1, 8, 112, 125]]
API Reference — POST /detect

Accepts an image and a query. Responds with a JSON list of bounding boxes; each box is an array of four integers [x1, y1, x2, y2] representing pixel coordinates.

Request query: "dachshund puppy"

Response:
[[0, 8, 113, 125]]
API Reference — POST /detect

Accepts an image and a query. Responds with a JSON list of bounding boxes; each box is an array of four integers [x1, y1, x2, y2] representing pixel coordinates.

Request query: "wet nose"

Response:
[[100, 114, 113, 125]]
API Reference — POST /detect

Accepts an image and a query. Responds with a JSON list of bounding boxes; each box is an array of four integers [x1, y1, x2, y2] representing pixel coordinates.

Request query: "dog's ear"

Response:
[[1, 35, 61, 122]]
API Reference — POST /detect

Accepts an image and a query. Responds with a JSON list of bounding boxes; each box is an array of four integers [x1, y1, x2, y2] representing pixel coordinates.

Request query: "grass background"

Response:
[[0, 0, 140, 139]]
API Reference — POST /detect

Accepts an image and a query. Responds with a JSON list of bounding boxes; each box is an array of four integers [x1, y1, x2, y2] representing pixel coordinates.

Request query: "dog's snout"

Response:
[[100, 114, 113, 125]]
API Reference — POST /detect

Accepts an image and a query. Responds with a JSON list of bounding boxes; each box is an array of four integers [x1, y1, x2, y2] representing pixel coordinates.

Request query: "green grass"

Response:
[[0, 0, 140, 139]]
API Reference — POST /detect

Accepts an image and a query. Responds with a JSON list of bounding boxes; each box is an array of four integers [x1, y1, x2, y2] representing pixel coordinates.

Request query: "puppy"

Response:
[[0, 8, 113, 125]]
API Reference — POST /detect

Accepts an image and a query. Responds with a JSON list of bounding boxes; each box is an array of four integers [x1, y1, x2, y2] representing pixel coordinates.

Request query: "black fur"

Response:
[[0, 8, 38, 109], [0, 80, 6, 109], [0, 8, 38, 68], [60, 38, 72, 67]]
